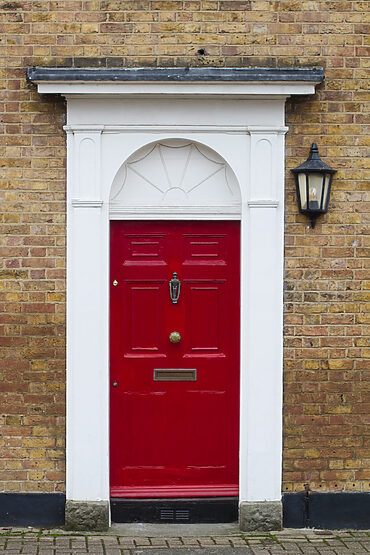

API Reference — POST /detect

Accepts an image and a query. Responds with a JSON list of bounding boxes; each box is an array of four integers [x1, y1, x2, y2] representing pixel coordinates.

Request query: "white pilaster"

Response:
[[239, 127, 287, 503], [66, 127, 110, 503]]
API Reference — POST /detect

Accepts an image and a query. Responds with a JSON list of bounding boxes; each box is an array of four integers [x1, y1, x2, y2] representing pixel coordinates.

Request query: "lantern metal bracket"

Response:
[[309, 215, 317, 229]]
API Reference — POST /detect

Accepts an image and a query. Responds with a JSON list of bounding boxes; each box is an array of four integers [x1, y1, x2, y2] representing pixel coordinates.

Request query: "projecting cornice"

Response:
[[27, 67, 324, 98], [27, 66, 324, 82]]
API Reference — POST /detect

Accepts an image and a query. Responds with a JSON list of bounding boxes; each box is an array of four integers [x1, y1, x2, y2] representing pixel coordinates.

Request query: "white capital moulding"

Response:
[[29, 68, 323, 522]]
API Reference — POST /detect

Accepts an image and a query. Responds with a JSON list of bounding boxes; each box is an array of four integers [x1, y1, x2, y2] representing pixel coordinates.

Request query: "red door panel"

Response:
[[110, 221, 240, 498]]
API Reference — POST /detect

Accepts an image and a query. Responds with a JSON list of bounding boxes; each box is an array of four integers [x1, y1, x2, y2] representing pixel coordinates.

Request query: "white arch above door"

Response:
[[109, 139, 241, 219]]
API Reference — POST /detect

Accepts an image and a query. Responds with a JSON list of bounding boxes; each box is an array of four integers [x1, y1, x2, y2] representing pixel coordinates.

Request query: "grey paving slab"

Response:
[[149, 539, 170, 546], [212, 539, 232, 546], [131, 550, 254, 554], [110, 523, 241, 537], [118, 540, 136, 547]]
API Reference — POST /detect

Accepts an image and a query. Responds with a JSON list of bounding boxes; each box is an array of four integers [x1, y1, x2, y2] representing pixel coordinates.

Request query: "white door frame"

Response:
[[31, 70, 321, 529]]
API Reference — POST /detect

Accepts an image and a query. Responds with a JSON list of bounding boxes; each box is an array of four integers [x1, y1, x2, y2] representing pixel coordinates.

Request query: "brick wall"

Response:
[[0, 1, 368, 495]]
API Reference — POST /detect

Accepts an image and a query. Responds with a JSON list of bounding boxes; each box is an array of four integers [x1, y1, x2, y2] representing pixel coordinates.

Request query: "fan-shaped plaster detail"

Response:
[[109, 140, 241, 216]]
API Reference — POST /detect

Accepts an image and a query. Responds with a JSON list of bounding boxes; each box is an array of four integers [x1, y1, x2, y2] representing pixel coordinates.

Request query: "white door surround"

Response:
[[29, 67, 323, 531]]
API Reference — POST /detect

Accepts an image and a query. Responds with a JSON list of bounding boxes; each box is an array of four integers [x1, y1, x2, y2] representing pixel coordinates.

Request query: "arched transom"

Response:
[[109, 139, 241, 219]]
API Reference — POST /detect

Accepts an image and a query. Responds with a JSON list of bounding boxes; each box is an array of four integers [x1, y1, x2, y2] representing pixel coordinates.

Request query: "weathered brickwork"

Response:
[[0, 1, 368, 495]]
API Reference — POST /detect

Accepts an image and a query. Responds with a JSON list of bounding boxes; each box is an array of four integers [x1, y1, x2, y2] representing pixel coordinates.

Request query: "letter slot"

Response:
[[153, 369, 197, 382]]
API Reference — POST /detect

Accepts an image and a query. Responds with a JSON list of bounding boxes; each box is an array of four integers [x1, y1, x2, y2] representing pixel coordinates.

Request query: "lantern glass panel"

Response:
[[307, 172, 324, 211], [322, 172, 331, 211], [298, 172, 308, 210]]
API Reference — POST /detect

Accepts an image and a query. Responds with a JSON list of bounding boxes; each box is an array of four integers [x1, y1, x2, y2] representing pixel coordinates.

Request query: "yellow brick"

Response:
[[329, 460, 344, 470], [81, 23, 99, 33], [304, 449, 320, 458], [28, 471, 45, 481]]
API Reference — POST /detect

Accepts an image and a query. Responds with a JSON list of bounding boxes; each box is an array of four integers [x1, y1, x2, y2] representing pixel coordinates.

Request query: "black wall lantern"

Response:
[[291, 143, 336, 228]]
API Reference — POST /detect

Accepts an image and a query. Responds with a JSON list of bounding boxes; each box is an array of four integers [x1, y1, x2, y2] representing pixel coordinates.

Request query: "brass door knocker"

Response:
[[169, 272, 181, 304]]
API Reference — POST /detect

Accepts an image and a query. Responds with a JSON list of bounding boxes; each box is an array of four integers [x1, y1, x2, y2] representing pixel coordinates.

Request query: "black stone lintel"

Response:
[[0, 493, 65, 527], [27, 67, 324, 84], [283, 492, 370, 530]]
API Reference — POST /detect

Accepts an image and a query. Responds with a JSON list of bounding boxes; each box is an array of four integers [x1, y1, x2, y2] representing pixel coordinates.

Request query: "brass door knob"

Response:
[[112, 380, 118, 387], [169, 331, 181, 344]]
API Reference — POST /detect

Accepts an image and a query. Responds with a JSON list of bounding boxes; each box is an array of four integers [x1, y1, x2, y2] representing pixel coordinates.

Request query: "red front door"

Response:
[[110, 221, 240, 498]]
